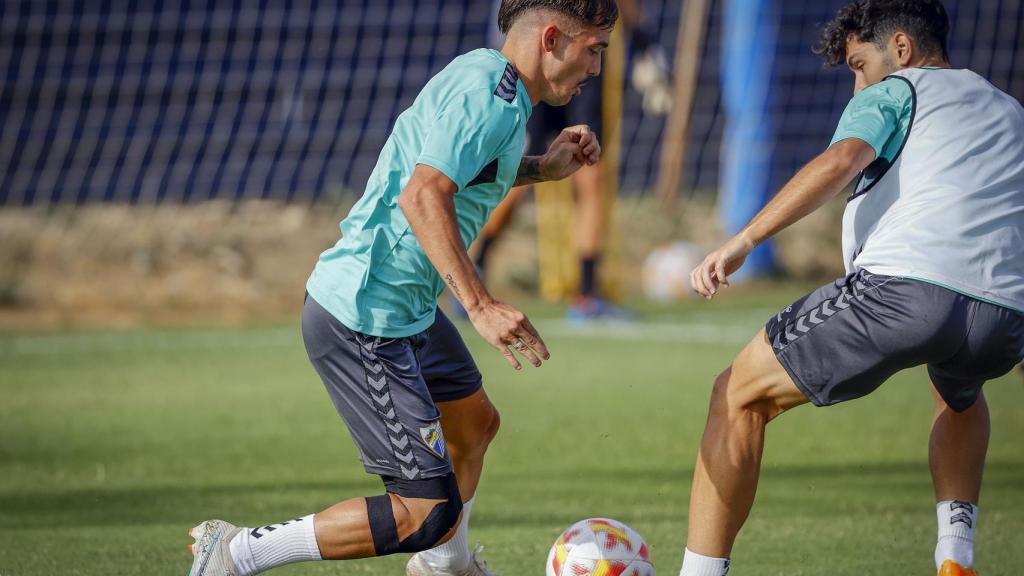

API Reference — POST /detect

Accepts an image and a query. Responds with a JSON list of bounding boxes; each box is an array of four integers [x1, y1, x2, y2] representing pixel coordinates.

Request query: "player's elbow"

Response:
[[398, 179, 452, 221], [833, 152, 866, 177], [399, 165, 459, 220], [397, 186, 416, 211], [397, 185, 429, 219], [824, 139, 875, 178]]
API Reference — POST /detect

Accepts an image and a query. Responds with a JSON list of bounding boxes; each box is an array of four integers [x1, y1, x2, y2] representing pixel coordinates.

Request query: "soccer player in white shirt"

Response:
[[681, 1, 1024, 575]]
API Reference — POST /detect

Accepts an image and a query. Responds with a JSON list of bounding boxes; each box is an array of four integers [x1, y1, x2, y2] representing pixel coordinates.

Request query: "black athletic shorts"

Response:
[[766, 270, 1024, 412], [301, 294, 482, 480]]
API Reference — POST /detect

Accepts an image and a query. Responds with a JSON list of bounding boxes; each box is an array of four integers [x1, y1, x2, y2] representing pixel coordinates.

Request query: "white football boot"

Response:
[[406, 545, 497, 576], [188, 519, 242, 576]]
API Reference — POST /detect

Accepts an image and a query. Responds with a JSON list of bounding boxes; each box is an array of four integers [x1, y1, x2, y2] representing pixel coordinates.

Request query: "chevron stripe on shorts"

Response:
[[771, 276, 881, 350], [355, 335, 421, 480]]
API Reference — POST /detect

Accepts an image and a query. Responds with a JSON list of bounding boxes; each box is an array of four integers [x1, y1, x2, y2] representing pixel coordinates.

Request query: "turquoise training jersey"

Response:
[[829, 75, 914, 162], [307, 49, 532, 338]]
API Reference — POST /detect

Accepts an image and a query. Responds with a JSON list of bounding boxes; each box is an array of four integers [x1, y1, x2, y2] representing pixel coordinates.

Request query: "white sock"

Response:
[[679, 548, 731, 576], [417, 496, 475, 570], [935, 500, 977, 569], [228, 514, 322, 576]]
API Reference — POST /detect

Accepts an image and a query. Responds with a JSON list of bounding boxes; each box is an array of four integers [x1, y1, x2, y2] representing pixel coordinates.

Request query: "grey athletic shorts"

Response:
[[766, 270, 1024, 412], [301, 294, 482, 480]]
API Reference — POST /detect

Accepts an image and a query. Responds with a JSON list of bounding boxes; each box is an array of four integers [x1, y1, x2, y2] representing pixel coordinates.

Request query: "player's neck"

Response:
[[499, 45, 544, 107], [906, 55, 950, 69]]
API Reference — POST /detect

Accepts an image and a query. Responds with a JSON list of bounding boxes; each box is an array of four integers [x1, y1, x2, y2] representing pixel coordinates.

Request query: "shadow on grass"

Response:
[[0, 478, 373, 529], [474, 459, 1024, 526], [3, 461, 1021, 530], [496, 459, 1024, 484]]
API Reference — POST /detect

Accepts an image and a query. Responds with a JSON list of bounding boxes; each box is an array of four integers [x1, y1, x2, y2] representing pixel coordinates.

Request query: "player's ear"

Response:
[[542, 24, 559, 53], [893, 32, 913, 66]]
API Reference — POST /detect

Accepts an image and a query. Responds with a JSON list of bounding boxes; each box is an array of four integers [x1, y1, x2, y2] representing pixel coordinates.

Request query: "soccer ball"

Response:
[[642, 241, 704, 303], [546, 518, 654, 576]]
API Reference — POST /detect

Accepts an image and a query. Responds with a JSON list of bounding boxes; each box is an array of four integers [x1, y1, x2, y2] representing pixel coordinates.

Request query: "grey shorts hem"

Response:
[[925, 365, 984, 413], [362, 462, 453, 481], [773, 348, 825, 407], [430, 379, 483, 403]]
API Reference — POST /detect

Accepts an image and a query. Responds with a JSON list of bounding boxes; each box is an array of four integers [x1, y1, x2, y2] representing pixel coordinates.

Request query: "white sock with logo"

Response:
[[679, 548, 731, 576], [417, 496, 475, 570], [935, 500, 977, 569], [228, 514, 322, 576]]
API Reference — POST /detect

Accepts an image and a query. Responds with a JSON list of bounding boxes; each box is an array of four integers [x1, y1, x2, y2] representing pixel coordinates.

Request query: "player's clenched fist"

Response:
[[467, 299, 550, 370], [540, 124, 602, 182]]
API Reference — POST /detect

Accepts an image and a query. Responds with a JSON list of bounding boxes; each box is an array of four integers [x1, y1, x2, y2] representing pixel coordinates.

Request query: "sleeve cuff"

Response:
[[829, 134, 883, 159], [416, 157, 464, 190]]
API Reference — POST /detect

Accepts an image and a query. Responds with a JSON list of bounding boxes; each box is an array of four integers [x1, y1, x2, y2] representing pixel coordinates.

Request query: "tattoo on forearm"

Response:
[[445, 273, 462, 300], [526, 157, 543, 180], [518, 156, 544, 184]]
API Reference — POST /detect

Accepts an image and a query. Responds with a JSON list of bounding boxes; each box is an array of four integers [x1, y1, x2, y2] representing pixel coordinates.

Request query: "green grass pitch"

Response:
[[2, 289, 1022, 575]]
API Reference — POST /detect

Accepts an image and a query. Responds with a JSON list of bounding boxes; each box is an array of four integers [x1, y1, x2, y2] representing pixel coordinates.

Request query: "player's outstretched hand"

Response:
[[690, 234, 755, 300], [542, 125, 602, 181], [467, 300, 550, 370]]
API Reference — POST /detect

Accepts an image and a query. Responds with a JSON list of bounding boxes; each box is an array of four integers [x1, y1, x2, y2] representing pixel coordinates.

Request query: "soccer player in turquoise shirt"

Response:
[[186, 2, 618, 576]]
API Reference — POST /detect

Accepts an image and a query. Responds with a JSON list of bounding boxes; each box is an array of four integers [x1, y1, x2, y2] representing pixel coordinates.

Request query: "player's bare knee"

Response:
[[455, 400, 500, 458], [713, 333, 802, 424], [709, 365, 778, 425], [707, 367, 733, 412], [482, 404, 501, 445]]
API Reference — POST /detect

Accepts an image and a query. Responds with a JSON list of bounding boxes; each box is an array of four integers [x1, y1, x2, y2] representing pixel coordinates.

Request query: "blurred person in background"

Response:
[[185, 2, 616, 576], [457, 0, 672, 322]]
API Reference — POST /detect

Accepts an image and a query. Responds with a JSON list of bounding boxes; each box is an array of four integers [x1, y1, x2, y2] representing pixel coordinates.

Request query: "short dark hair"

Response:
[[497, 0, 619, 35], [816, 0, 950, 67]]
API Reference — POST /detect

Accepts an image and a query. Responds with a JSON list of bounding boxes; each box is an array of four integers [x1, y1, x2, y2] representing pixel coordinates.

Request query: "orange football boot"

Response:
[[938, 560, 978, 576]]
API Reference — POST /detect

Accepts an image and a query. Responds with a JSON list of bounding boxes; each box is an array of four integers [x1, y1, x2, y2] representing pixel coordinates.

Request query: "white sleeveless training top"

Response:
[[843, 67, 1024, 312]]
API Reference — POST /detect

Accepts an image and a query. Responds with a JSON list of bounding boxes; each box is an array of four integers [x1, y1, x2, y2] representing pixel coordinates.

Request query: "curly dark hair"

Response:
[[816, 0, 950, 67], [498, 0, 619, 35]]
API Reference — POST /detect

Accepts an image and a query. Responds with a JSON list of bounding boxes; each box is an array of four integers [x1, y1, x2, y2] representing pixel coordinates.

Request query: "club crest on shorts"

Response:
[[419, 421, 447, 459]]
